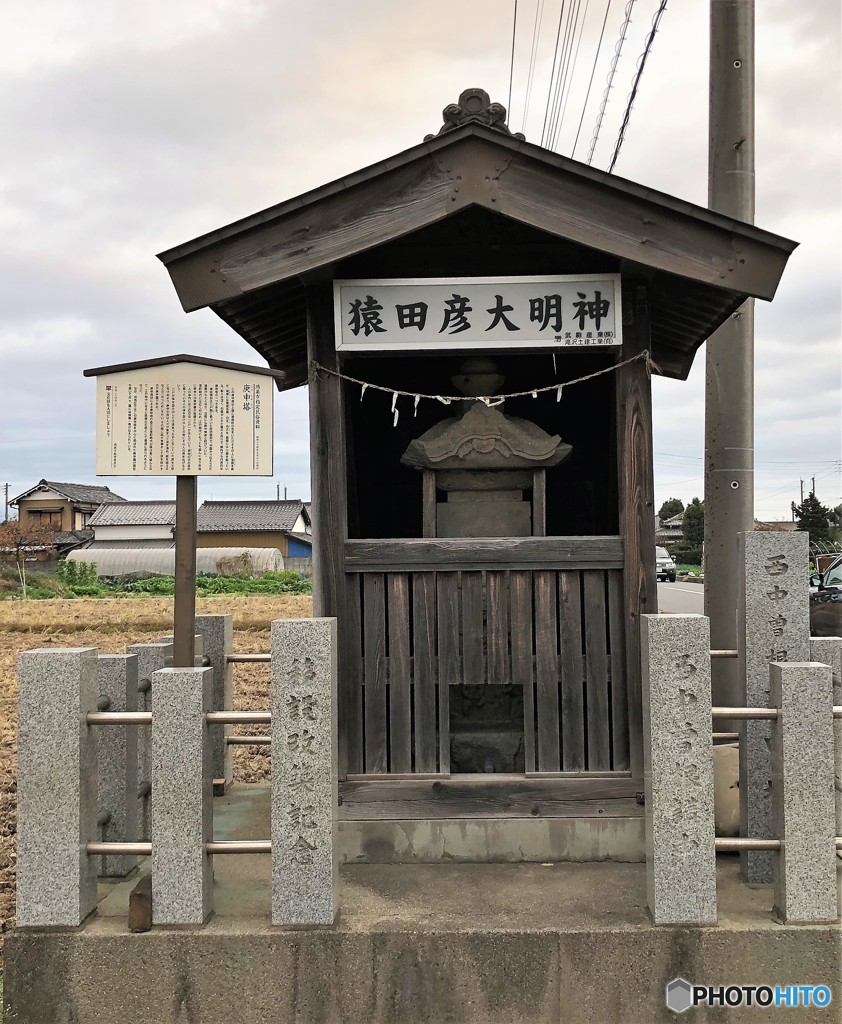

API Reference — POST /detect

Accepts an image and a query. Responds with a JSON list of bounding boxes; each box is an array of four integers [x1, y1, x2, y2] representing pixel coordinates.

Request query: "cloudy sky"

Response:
[[1, 0, 839, 519]]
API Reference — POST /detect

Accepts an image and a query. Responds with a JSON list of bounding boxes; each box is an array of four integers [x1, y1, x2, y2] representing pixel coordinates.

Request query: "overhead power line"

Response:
[[571, 0, 612, 159], [540, 0, 568, 147], [606, 0, 669, 173], [521, 0, 548, 134], [507, 0, 519, 123], [586, 0, 636, 164], [545, 0, 589, 151]]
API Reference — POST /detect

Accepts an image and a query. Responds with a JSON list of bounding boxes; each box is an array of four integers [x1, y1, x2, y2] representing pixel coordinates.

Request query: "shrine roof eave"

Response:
[[156, 122, 798, 386]]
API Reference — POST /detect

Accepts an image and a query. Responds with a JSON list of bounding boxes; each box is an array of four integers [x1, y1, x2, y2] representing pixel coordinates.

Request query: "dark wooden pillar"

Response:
[[615, 281, 657, 778], [306, 281, 360, 776]]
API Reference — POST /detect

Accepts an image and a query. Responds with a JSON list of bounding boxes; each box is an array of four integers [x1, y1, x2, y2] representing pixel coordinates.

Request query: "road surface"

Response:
[[657, 580, 704, 614]]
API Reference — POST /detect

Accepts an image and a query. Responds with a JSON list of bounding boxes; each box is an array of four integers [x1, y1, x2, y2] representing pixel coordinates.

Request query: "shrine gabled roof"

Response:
[[157, 121, 797, 385]]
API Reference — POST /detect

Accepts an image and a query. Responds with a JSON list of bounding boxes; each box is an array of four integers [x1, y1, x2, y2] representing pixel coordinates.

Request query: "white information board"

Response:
[[334, 275, 622, 351], [93, 362, 273, 476]]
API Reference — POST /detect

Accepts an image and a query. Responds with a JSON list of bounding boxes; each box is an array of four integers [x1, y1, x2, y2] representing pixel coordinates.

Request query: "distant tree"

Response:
[[793, 491, 831, 546], [827, 502, 842, 544], [658, 497, 685, 521], [682, 497, 705, 547], [0, 519, 57, 597]]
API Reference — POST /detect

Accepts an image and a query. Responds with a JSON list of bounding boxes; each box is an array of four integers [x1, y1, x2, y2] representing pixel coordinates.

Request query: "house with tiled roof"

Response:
[[196, 500, 312, 561], [11, 479, 126, 534], [88, 501, 177, 545]]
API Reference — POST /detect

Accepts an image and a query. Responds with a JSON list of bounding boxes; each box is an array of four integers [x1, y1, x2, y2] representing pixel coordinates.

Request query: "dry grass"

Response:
[[0, 594, 311, 633], [0, 596, 312, 962]]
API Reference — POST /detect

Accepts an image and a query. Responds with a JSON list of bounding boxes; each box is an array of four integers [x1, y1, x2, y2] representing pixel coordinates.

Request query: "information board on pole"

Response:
[[88, 357, 279, 477]]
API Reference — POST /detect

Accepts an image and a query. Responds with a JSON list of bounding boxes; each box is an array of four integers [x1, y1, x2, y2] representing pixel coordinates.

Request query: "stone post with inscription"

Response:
[[271, 617, 338, 926], [738, 532, 810, 882], [641, 614, 717, 925]]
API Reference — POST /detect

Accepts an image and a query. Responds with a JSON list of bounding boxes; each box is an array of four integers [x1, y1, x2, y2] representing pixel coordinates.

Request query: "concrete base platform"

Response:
[[6, 785, 840, 1023]]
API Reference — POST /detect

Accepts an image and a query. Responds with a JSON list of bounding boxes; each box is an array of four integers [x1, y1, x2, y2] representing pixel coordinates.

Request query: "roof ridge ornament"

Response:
[[424, 88, 525, 142]]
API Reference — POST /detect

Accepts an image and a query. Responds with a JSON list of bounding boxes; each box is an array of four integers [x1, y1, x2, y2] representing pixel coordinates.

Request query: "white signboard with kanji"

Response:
[[93, 361, 273, 476], [334, 275, 622, 352]]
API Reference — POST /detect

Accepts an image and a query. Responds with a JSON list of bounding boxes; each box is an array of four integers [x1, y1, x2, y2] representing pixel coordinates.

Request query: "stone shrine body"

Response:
[[401, 359, 572, 539]]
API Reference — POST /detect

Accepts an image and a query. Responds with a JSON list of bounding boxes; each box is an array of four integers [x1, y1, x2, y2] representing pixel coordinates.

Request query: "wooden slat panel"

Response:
[[509, 571, 535, 773], [363, 574, 387, 774], [460, 572, 485, 685], [340, 775, 641, 820], [558, 570, 585, 772], [608, 570, 629, 770], [486, 571, 510, 685], [386, 574, 412, 773], [341, 574, 364, 776], [413, 573, 438, 772], [583, 570, 611, 770], [616, 283, 657, 777], [436, 573, 459, 774], [345, 536, 624, 572], [534, 570, 560, 771]]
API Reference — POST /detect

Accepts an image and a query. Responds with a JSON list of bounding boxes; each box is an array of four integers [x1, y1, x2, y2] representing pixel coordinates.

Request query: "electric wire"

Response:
[[571, 0, 612, 158], [586, 0, 635, 165], [554, 0, 592, 151], [507, 0, 519, 124], [606, 0, 668, 173], [521, 0, 547, 134], [540, 1, 568, 147], [547, 0, 580, 149]]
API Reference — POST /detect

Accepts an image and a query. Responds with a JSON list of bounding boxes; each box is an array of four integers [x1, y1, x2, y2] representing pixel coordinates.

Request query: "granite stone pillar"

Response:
[[195, 614, 234, 791], [770, 662, 837, 923], [271, 618, 338, 926], [641, 614, 716, 925], [126, 641, 172, 841], [738, 531, 810, 882], [16, 647, 99, 926], [96, 654, 139, 877], [810, 636, 842, 842], [151, 666, 213, 925]]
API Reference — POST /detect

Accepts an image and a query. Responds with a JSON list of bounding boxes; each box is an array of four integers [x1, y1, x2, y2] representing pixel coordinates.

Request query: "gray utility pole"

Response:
[[705, 0, 755, 708]]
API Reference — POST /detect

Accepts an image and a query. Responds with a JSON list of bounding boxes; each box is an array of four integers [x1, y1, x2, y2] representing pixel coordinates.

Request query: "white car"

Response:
[[655, 546, 676, 583]]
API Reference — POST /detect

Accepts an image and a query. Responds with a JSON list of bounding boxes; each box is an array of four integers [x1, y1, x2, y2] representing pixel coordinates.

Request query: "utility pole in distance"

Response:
[[705, 0, 755, 710]]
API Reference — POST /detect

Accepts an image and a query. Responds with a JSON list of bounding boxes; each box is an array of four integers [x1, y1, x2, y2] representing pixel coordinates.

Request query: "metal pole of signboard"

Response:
[[173, 474, 198, 668]]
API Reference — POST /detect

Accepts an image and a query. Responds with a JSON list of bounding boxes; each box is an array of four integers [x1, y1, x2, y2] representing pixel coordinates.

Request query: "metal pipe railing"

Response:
[[87, 710, 272, 725], [87, 837, 842, 856], [87, 711, 152, 724], [206, 711, 271, 724], [714, 838, 780, 852], [225, 735, 270, 745], [710, 649, 738, 659], [206, 841, 271, 854], [712, 707, 779, 720], [227, 654, 271, 664]]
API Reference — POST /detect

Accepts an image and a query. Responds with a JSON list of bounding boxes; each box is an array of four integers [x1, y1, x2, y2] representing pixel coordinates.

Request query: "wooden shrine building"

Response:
[[159, 90, 795, 854]]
